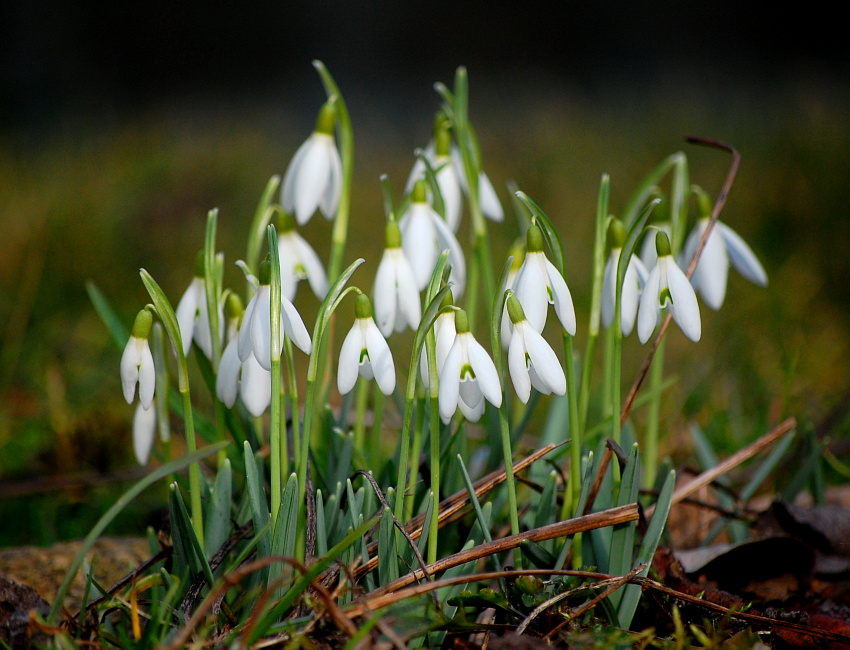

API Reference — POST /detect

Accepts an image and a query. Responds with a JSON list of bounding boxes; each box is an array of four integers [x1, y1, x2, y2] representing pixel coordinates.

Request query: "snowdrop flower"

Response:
[[438, 309, 502, 423], [133, 401, 157, 465], [281, 101, 342, 225], [637, 231, 701, 343], [451, 145, 504, 224], [238, 259, 312, 371], [405, 125, 464, 232], [373, 220, 421, 337], [175, 253, 224, 360], [505, 296, 566, 404], [216, 293, 273, 417], [121, 309, 156, 410], [419, 290, 457, 389], [338, 293, 396, 396], [501, 222, 576, 347], [277, 212, 329, 301], [681, 218, 768, 311], [399, 179, 466, 297], [601, 219, 649, 337]]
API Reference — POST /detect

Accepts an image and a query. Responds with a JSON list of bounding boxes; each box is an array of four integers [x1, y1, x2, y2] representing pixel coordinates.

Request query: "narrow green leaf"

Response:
[[244, 441, 271, 560], [616, 468, 676, 628], [247, 175, 281, 273], [608, 443, 640, 610], [378, 507, 399, 586], [171, 483, 214, 587], [204, 459, 232, 560], [85, 281, 128, 348]]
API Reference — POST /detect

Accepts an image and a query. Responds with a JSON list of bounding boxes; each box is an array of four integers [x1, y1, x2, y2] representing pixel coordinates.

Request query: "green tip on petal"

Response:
[[412, 179, 428, 204], [385, 220, 402, 249], [435, 125, 451, 157], [655, 230, 672, 257], [315, 101, 336, 136], [455, 309, 469, 334], [278, 210, 296, 233], [355, 292, 372, 319], [506, 295, 527, 325], [131, 309, 154, 339], [526, 222, 544, 253], [225, 292, 244, 320], [608, 219, 627, 248], [258, 258, 272, 285], [194, 250, 205, 278], [439, 286, 454, 310]]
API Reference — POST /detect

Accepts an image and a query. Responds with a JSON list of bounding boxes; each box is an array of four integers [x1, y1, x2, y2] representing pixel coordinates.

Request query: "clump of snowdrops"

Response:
[[52, 62, 769, 647]]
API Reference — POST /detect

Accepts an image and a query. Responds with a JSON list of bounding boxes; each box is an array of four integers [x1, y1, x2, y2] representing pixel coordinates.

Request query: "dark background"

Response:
[[3, 1, 847, 128]]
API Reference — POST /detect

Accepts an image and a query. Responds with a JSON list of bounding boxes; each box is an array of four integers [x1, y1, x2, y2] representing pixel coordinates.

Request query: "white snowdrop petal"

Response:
[[216, 338, 242, 408], [240, 355, 272, 417], [281, 297, 312, 354], [508, 334, 532, 404], [523, 327, 566, 396], [601, 251, 618, 330], [544, 259, 576, 335], [337, 323, 363, 395], [365, 321, 396, 396], [401, 205, 439, 290], [138, 341, 156, 410], [282, 138, 312, 217], [467, 339, 502, 408], [439, 343, 463, 423], [373, 254, 397, 337], [432, 214, 467, 298], [120, 338, 141, 405], [696, 228, 730, 311], [478, 171, 504, 222], [238, 294, 258, 362], [175, 279, 201, 358], [666, 261, 702, 342], [251, 289, 273, 371], [319, 139, 343, 219], [620, 259, 642, 336], [394, 254, 422, 331], [637, 266, 662, 344], [719, 222, 768, 286], [133, 402, 157, 465]]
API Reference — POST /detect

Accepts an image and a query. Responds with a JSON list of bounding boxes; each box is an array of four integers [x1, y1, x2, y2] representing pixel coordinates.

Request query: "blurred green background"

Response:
[[1, 2, 848, 546]]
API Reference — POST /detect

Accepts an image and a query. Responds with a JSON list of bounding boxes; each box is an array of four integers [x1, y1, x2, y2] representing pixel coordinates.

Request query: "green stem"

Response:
[[285, 335, 297, 476], [369, 389, 384, 470], [644, 339, 665, 488], [562, 333, 581, 514], [181, 388, 204, 548], [354, 375, 369, 466]]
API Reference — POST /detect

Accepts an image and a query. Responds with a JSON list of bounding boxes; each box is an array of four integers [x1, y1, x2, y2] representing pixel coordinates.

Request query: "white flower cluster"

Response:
[[120, 89, 768, 465]]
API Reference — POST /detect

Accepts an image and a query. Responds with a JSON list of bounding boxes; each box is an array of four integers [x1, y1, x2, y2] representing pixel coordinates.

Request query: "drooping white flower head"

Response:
[[175, 253, 225, 360], [338, 293, 396, 396], [601, 220, 649, 337], [420, 291, 457, 389], [281, 101, 343, 225], [681, 218, 768, 311], [277, 212, 329, 301], [399, 179, 466, 297], [133, 400, 157, 465], [637, 231, 702, 344], [405, 128, 464, 233], [505, 296, 566, 404], [217, 293, 274, 417], [238, 259, 312, 371], [373, 220, 422, 337], [120, 309, 156, 410], [450, 146, 504, 224], [501, 222, 576, 347], [438, 309, 502, 424]]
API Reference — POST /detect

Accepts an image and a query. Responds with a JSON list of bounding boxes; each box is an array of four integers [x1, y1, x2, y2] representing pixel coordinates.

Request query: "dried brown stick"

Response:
[[645, 416, 796, 519], [353, 443, 559, 579], [353, 503, 639, 610], [620, 138, 741, 428]]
